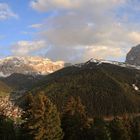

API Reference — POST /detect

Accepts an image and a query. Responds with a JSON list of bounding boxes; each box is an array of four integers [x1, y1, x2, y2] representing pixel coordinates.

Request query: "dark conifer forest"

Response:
[[0, 61, 140, 140]]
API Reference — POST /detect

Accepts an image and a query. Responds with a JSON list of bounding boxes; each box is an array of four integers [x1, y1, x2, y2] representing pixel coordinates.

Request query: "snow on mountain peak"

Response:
[[0, 56, 65, 77], [74, 58, 140, 71]]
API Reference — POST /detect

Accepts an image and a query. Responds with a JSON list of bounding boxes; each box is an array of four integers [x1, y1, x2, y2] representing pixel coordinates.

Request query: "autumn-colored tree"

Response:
[[22, 92, 63, 140]]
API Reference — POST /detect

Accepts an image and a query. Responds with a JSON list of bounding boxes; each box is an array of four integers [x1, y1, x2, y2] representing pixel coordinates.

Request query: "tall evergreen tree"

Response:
[[109, 117, 130, 140], [22, 92, 63, 140], [0, 115, 16, 140], [88, 118, 111, 140], [20, 93, 35, 140], [62, 96, 89, 140], [122, 116, 133, 140], [130, 117, 140, 140]]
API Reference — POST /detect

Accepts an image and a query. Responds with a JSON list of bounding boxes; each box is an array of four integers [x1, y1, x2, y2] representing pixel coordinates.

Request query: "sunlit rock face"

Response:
[[126, 44, 140, 66], [0, 56, 64, 77]]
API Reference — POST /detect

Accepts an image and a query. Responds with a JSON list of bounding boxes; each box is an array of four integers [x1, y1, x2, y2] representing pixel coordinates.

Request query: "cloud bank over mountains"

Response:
[[2, 0, 140, 62], [12, 40, 46, 56]]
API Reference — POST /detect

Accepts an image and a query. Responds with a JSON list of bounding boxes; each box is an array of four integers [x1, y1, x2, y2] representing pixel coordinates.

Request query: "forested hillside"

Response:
[[1, 61, 140, 140], [30, 61, 140, 117], [0, 73, 44, 90]]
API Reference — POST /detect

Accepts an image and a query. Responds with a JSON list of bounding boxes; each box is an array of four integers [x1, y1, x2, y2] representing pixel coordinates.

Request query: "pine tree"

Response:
[[62, 96, 89, 140], [20, 93, 35, 140], [88, 118, 111, 140], [22, 92, 63, 140], [109, 117, 130, 140], [130, 117, 140, 140], [0, 115, 16, 140], [122, 116, 133, 140]]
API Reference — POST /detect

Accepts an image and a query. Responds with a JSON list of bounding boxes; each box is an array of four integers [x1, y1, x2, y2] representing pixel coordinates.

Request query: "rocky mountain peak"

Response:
[[126, 44, 140, 66], [0, 56, 65, 77]]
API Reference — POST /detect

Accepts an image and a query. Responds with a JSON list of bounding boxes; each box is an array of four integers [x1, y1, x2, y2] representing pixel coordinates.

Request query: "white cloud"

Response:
[[26, 0, 140, 62], [30, 0, 81, 11], [0, 3, 18, 20], [84, 45, 124, 60], [12, 40, 46, 56], [128, 32, 140, 43], [30, 0, 125, 11], [29, 23, 42, 29]]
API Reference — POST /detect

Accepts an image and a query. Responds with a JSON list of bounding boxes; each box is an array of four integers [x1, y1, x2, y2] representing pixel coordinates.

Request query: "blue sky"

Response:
[[0, 0, 140, 62], [0, 0, 50, 56]]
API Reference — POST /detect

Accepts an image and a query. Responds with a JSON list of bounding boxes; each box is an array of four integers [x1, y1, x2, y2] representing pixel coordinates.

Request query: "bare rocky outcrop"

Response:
[[126, 44, 140, 66]]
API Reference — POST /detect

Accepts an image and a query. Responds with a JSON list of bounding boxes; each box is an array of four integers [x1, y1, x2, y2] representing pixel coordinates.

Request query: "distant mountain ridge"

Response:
[[0, 73, 44, 90], [0, 56, 64, 77], [25, 59, 140, 117], [1, 57, 140, 117]]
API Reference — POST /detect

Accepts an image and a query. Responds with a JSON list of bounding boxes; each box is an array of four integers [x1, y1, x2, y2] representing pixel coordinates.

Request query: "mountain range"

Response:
[[0, 56, 64, 77], [1, 45, 140, 117]]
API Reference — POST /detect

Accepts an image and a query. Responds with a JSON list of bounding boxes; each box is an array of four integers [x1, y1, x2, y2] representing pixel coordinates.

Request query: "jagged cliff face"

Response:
[[0, 56, 64, 77], [126, 44, 140, 66]]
